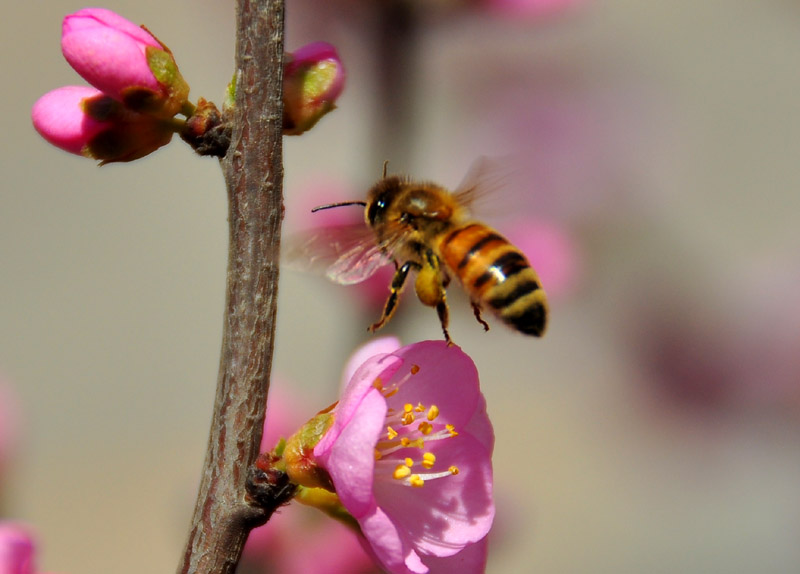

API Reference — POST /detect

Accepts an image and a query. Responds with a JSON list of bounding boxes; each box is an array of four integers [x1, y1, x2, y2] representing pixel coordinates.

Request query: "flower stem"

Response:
[[176, 1, 285, 573]]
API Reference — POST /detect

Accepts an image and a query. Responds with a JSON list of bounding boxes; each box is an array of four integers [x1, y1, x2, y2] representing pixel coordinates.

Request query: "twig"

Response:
[[176, 1, 285, 572]]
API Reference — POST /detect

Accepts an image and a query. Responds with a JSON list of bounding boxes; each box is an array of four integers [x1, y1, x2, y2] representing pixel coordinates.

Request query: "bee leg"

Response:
[[370, 261, 418, 333], [471, 301, 490, 332], [436, 298, 452, 346], [415, 250, 453, 345]]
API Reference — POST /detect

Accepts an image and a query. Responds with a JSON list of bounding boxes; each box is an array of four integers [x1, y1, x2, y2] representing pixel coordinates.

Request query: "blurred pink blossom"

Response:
[[482, 0, 586, 18], [625, 259, 800, 413], [0, 523, 58, 574], [0, 523, 34, 574]]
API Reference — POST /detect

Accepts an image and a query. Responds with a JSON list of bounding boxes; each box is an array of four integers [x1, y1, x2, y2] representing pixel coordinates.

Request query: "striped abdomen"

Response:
[[439, 223, 548, 336]]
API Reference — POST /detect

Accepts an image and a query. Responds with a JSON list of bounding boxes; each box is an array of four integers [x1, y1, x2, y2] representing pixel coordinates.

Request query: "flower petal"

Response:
[[315, 387, 387, 517], [61, 8, 166, 103], [0, 522, 36, 574], [31, 86, 108, 155], [341, 336, 401, 390], [375, 433, 494, 556], [388, 341, 481, 429], [359, 505, 428, 574], [424, 535, 489, 574]]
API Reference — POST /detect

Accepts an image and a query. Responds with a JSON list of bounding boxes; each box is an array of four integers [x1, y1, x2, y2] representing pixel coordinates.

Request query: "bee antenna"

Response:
[[311, 200, 368, 213], [382, 160, 389, 179]]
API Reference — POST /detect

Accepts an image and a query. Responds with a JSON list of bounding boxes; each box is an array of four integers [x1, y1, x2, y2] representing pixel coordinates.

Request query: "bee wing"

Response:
[[286, 223, 395, 285], [452, 156, 518, 217]]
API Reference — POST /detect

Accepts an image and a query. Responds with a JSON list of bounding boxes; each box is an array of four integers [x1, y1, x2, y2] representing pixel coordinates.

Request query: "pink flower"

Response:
[[483, 0, 585, 18], [0, 523, 37, 574], [31, 86, 174, 163], [0, 523, 60, 574], [61, 8, 189, 117], [283, 42, 345, 135], [313, 339, 495, 574]]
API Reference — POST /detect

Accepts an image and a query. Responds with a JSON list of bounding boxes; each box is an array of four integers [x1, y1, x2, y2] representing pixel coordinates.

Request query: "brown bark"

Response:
[[176, 1, 285, 572]]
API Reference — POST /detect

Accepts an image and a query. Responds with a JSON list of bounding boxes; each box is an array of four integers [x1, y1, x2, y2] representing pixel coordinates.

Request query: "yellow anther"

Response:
[[401, 412, 416, 426], [387, 426, 398, 440], [409, 474, 424, 487], [411, 364, 420, 374], [427, 405, 440, 421], [404, 403, 414, 413], [407, 438, 425, 449], [418, 421, 433, 435], [422, 452, 436, 469], [393, 465, 412, 480], [400, 437, 411, 447], [446, 424, 458, 437], [384, 388, 399, 398], [449, 466, 459, 475], [415, 403, 426, 413], [372, 377, 383, 390], [374, 449, 382, 461], [404, 457, 414, 467]]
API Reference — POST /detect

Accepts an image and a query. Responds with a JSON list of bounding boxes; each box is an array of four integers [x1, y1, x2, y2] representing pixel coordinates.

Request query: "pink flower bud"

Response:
[[61, 8, 189, 117], [283, 42, 345, 135], [32, 86, 175, 163]]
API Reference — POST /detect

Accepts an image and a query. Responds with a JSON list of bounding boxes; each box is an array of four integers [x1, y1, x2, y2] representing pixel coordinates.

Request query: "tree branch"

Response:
[[177, 1, 285, 572]]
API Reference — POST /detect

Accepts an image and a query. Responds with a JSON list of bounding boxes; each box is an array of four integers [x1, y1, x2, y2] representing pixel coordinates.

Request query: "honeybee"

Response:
[[308, 160, 548, 344]]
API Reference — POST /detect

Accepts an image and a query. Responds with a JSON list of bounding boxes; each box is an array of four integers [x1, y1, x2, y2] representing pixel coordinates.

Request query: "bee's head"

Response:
[[366, 175, 405, 226]]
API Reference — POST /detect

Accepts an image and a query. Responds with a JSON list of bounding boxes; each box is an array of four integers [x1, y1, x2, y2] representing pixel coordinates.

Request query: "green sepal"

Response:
[[144, 46, 190, 117], [283, 411, 335, 491]]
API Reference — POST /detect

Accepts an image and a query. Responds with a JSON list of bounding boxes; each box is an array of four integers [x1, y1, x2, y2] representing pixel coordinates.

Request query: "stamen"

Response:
[[393, 464, 411, 480], [373, 377, 383, 390], [400, 437, 425, 449], [410, 364, 420, 374], [427, 405, 440, 421], [375, 392, 461, 490]]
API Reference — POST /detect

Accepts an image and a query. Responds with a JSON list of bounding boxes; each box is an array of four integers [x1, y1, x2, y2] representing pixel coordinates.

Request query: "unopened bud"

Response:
[[61, 8, 190, 118], [32, 86, 175, 163], [283, 42, 345, 135]]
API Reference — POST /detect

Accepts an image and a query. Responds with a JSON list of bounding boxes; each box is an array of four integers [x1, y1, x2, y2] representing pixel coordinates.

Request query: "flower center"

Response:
[[372, 364, 460, 488]]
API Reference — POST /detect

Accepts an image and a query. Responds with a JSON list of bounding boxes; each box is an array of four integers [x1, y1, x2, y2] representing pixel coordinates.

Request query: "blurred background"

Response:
[[3, 0, 800, 572]]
